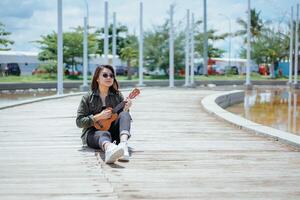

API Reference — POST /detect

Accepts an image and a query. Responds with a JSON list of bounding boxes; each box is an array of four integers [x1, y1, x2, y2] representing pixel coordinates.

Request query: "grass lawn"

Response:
[[0, 73, 292, 83]]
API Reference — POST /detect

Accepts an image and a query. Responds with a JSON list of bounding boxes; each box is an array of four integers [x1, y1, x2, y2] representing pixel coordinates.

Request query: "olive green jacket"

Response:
[[76, 89, 124, 145]]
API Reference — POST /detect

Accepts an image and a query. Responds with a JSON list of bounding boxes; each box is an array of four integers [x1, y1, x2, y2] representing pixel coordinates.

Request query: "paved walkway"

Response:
[[1, 87, 300, 200]]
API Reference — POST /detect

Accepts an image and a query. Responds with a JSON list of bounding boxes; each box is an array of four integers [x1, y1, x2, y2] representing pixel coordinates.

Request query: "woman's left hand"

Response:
[[124, 98, 132, 112]]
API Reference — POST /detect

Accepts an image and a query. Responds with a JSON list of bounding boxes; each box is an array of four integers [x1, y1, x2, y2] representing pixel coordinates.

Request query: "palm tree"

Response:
[[120, 46, 138, 80], [194, 29, 227, 58], [235, 9, 265, 42]]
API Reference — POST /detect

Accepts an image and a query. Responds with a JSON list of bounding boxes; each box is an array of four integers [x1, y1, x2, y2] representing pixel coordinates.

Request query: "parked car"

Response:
[[115, 65, 126, 75], [115, 66, 138, 76], [4, 63, 21, 76]]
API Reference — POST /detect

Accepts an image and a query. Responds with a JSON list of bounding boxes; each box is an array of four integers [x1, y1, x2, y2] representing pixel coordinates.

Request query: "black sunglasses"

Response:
[[101, 73, 114, 79]]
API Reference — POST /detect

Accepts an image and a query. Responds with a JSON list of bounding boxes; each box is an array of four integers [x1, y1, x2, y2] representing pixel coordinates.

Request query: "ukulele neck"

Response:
[[112, 101, 126, 114]]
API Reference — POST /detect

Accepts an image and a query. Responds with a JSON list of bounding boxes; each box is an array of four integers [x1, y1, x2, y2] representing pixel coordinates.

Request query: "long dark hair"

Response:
[[91, 65, 120, 94]]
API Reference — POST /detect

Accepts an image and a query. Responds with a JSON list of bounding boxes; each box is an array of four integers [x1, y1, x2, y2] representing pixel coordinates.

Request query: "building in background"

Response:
[[0, 51, 126, 76]]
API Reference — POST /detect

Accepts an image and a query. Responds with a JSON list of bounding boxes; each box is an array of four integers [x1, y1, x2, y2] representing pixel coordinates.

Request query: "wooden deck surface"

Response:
[[1, 87, 300, 200]]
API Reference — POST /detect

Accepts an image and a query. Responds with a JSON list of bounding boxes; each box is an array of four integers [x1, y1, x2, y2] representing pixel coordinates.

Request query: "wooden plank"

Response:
[[1, 88, 300, 199]]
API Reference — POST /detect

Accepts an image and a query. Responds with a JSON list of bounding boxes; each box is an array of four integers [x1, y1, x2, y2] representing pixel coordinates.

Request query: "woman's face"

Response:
[[97, 67, 114, 88]]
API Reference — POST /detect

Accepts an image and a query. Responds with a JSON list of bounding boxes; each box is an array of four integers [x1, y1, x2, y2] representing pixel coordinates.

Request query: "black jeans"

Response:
[[87, 111, 131, 150]]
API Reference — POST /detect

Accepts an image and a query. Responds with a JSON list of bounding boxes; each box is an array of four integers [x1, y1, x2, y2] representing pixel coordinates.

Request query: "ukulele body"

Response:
[[93, 88, 140, 131], [94, 108, 118, 131]]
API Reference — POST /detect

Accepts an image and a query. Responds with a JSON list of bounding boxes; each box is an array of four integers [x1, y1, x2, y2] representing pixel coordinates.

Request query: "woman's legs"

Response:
[[109, 111, 132, 161], [110, 111, 132, 143], [87, 131, 124, 164]]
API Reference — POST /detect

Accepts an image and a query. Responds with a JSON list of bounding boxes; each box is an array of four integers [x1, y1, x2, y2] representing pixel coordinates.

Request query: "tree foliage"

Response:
[[0, 22, 14, 51], [236, 9, 291, 78], [120, 35, 138, 80], [95, 24, 129, 56], [36, 27, 97, 71], [235, 9, 266, 42]]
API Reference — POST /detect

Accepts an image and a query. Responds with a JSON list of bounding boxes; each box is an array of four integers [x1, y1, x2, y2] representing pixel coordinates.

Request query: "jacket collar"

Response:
[[92, 89, 114, 96]]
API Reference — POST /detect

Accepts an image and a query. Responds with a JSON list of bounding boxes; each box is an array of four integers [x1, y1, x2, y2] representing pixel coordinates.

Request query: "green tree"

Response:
[[240, 26, 289, 78], [144, 21, 185, 74], [194, 29, 227, 58], [143, 19, 226, 75], [95, 24, 128, 56], [120, 35, 138, 80], [235, 9, 265, 42], [0, 22, 14, 51], [36, 27, 97, 72]]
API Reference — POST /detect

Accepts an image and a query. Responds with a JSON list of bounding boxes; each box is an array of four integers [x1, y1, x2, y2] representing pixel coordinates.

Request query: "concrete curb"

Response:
[[0, 88, 134, 110], [201, 90, 300, 148], [0, 92, 85, 110], [0, 80, 290, 90]]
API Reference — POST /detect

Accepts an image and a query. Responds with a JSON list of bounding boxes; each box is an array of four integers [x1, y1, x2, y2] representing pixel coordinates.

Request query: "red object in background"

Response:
[[207, 65, 214, 75], [208, 58, 216, 65], [207, 58, 216, 75], [179, 69, 185, 76], [259, 64, 268, 76]]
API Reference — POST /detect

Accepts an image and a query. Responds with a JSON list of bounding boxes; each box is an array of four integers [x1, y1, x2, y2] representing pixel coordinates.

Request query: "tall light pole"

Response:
[[190, 13, 195, 85], [112, 12, 117, 72], [57, 0, 63, 95], [294, 4, 299, 87], [169, 4, 174, 87], [138, 1, 145, 86], [289, 6, 294, 85], [81, 0, 89, 91], [184, 9, 190, 86], [219, 13, 232, 70], [104, 1, 109, 64], [203, 0, 208, 75], [245, 0, 252, 87]]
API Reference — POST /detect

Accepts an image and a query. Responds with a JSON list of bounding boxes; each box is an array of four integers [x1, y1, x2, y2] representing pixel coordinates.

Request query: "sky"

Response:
[[0, 0, 298, 58]]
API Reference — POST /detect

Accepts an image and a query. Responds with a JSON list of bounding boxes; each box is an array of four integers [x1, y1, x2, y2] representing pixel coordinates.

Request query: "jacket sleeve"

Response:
[[76, 95, 94, 128]]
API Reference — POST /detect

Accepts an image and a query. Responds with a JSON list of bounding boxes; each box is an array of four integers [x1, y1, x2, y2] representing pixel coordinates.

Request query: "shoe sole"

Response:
[[105, 148, 124, 164], [119, 155, 130, 162]]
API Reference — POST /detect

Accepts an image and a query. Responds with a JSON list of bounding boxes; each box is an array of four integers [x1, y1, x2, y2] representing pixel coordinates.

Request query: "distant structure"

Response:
[[0, 51, 41, 75], [0, 51, 125, 76]]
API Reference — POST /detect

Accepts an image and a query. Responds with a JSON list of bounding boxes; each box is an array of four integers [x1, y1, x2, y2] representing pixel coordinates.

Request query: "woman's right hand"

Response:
[[93, 109, 112, 121]]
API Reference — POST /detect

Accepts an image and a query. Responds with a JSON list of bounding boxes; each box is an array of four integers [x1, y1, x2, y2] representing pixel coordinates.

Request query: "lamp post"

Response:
[[190, 13, 195, 85], [219, 13, 232, 71], [169, 4, 174, 87], [289, 6, 294, 85], [57, 0, 63, 95], [294, 4, 299, 87], [245, 0, 252, 88], [138, 1, 145, 86], [112, 12, 116, 72], [203, 0, 208, 75], [184, 9, 190, 86], [80, 0, 89, 91], [104, 1, 109, 64]]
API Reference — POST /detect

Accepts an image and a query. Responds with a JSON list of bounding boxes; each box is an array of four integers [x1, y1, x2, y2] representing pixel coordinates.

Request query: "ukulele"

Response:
[[94, 88, 140, 131]]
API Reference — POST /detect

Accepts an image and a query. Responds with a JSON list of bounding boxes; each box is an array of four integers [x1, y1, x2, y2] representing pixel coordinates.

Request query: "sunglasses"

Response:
[[101, 73, 114, 79]]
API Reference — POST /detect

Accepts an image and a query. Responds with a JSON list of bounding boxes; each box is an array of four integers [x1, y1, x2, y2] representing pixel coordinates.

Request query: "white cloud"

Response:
[[0, 0, 298, 56]]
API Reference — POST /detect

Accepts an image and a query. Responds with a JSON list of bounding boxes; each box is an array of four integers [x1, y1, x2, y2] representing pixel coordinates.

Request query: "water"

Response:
[[0, 88, 80, 106], [227, 87, 300, 135]]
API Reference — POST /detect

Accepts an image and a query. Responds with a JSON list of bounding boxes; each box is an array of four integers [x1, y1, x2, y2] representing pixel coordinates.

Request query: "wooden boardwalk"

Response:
[[1, 87, 300, 200]]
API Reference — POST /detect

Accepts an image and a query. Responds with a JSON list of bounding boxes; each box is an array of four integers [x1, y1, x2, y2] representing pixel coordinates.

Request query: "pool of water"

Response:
[[0, 88, 80, 106], [226, 87, 300, 135]]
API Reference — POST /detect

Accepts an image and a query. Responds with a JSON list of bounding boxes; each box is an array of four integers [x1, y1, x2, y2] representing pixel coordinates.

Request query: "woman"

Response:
[[76, 65, 132, 164]]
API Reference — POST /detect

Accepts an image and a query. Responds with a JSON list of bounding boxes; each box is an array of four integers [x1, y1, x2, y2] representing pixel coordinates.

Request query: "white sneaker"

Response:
[[118, 141, 130, 162], [105, 143, 124, 164]]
